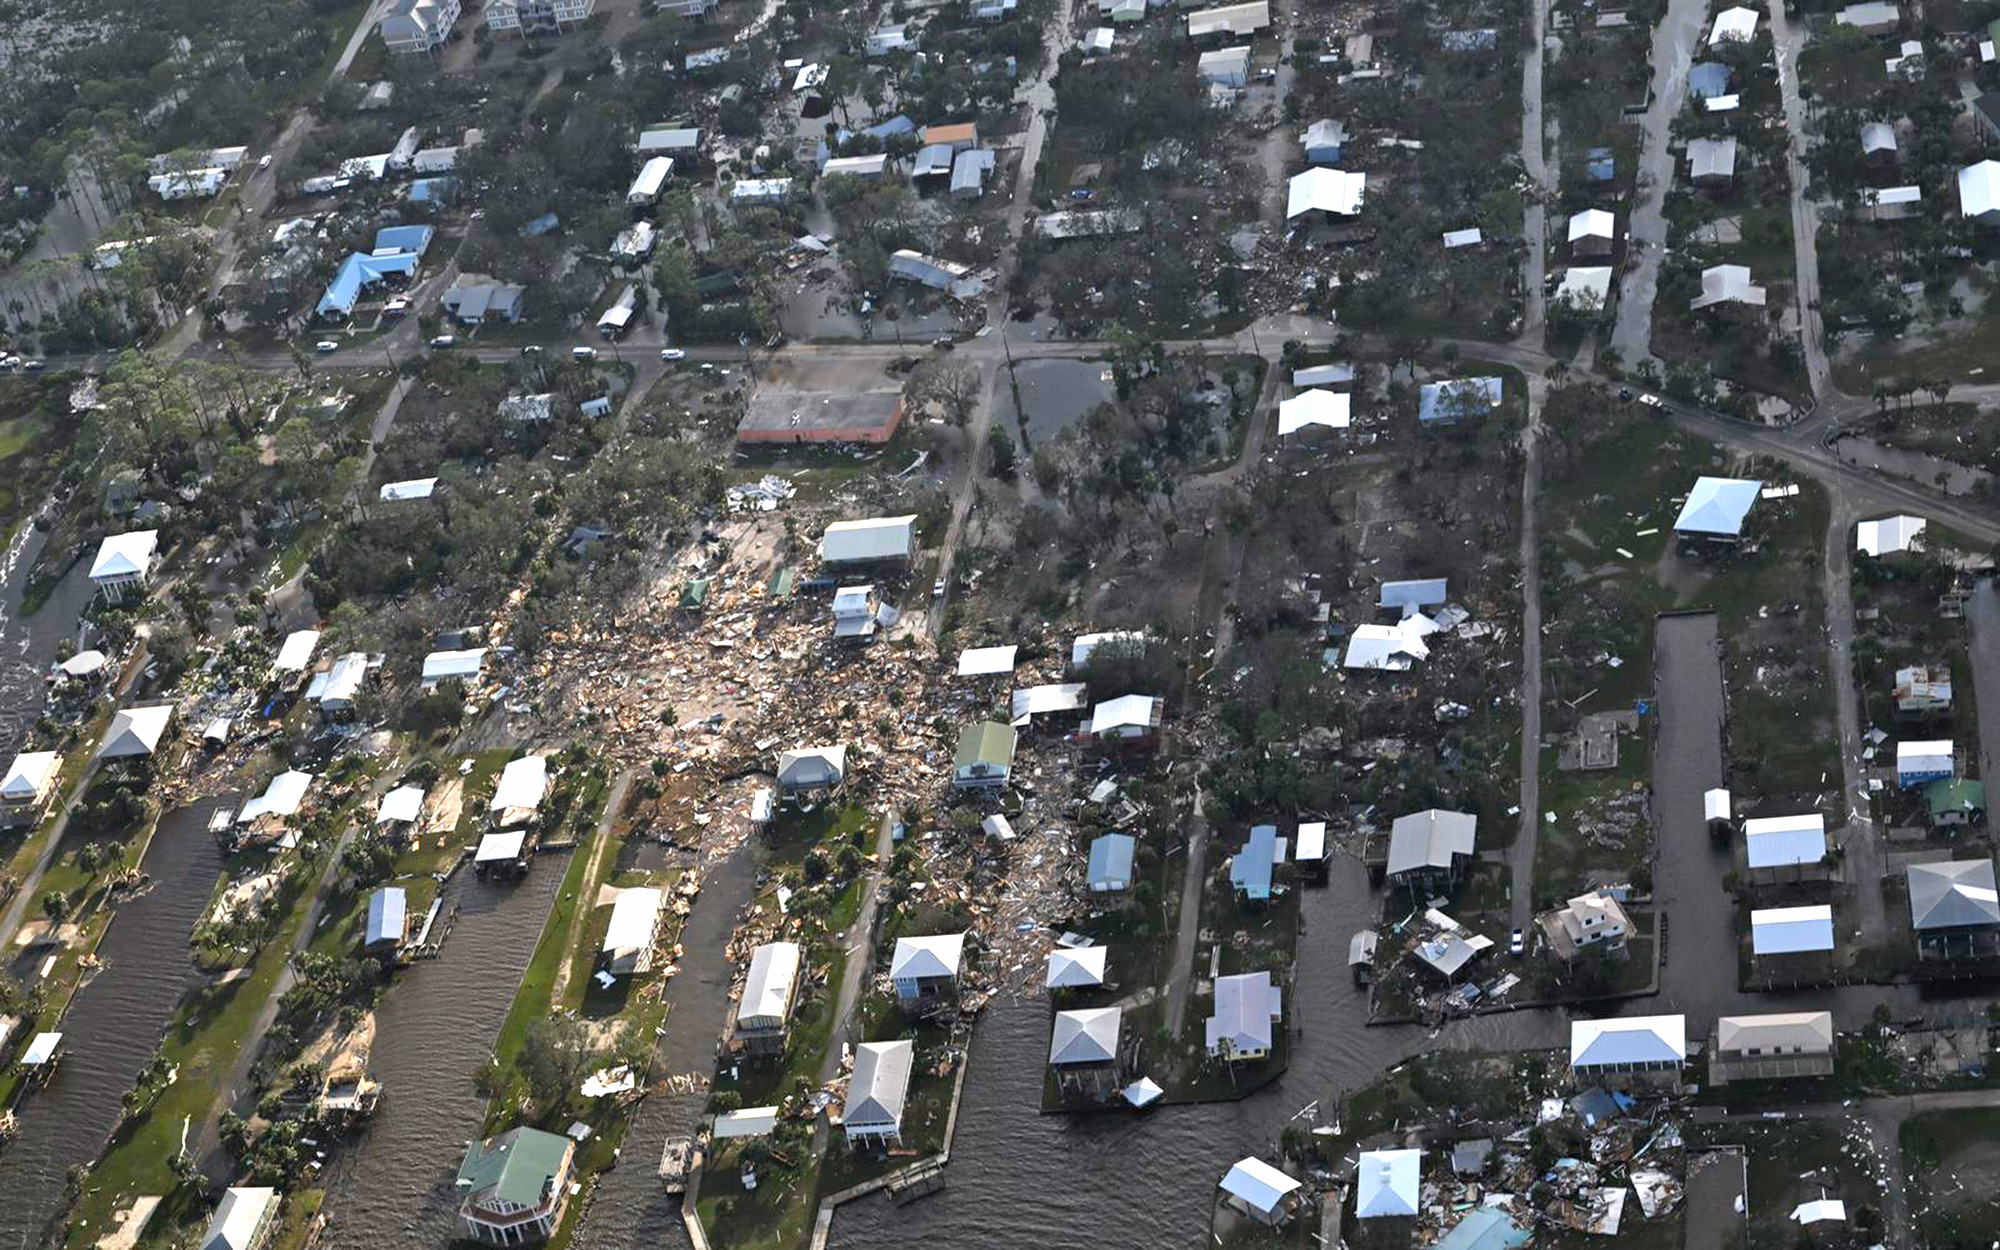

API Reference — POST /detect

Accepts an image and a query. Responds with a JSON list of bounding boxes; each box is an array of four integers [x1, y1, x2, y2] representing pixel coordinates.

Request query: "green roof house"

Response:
[[952, 721, 1017, 790], [456, 1126, 577, 1245], [679, 578, 711, 611], [1927, 778, 1987, 829]]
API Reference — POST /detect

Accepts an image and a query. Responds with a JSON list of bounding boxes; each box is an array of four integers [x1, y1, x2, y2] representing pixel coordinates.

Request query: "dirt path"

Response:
[[1766, 0, 1830, 400], [1821, 493, 1886, 942], [547, 769, 633, 1007], [1509, 373, 1547, 929]]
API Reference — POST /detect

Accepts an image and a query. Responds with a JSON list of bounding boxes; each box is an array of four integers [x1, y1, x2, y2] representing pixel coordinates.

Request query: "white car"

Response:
[[659, 348, 686, 361], [257, 154, 273, 171], [314, 340, 339, 354], [1638, 394, 1665, 409], [571, 346, 597, 361], [429, 335, 457, 349]]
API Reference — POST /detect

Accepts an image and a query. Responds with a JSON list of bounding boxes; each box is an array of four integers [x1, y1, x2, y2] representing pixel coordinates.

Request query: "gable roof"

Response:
[[1387, 809, 1476, 876], [377, 784, 426, 824], [1856, 514, 1926, 556], [1341, 620, 1432, 670], [491, 755, 549, 812], [820, 515, 917, 562], [1434, 1208, 1532, 1250], [1286, 167, 1366, 218], [1908, 859, 2000, 929], [1088, 833, 1136, 886], [1278, 389, 1351, 435], [422, 647, 489, 684], [1221, 1157, 1300, 1216], [456, 1127, 570, 1209], [956, 644, 1018, 676], [954, 721, 1017, 770], [1688, 136, 1737, 180], [1355, 1148, 1421, 1218], [202, 1187, 278, 1250], [274, 629, 321, 672], [1568, 209, 1615, 242], [1049, 1006, 1122, 1064], [1011, 683, 1089, 719], [1673, 476, 1762, 535], [889, 932, 966, 980], [98, 704, 174, 759], [1743, 813, 1827, 868], [846, 1039, 913, 1127], [1072, 630, 1145, 667], [1709, 5, 1758, 40], [1960, 160, 2000, 219], [1231, 824, 1280, 897], [0, 751, 58, 801], [90, 530, 158, 581], [365, 887, 407, 947], [741, 941, 801, 1023], [1089, 694, 1160, 735], [238, 770, 313, 824], [1691, 264, 1766, 309], [1570, 1014, 1687, 1067]]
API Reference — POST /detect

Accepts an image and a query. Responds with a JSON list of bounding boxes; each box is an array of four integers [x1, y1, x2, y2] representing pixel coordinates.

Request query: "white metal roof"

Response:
[[376, 784, 426, 824], [1704, 788, 1732, 821], [1354, 1148, 1421, 1218], [739, 941, 801, 1025], [956, 644, 1018, 676], [1278, 389, 1351, 435], [1205, 970, 1281, 1053], [1072, 630, 1146, 667], [1046, 946, 1107, 988], [1286, 167, 1366, 219], [1907, 859, 2000, 929], [1342, 621, 1429, 671], [1442, 227, 1482, 248], [820, 515, 917, 563], [490, 755, 549, 812], [1089, 694, 1159, 735], [273, 630, 321, 673], [777, 744, 847, 786], [1744, 813, 1827, 868], [1387, 809, 1476, 876], [474, 830, 526, 862], [205, 1187, 278, 1250], [0, 751, 58, 801], [380, 477, 437, 501], [1185, 0, 1269, 37], [1864, 185, 1922, 208], [1959, 161, 2000, 218], [1293, 363, 1354, 387], [1691, 265, 1766, 310], [1010, 683, 1089, 719], [1568, 208, 1615, 242], [98, 704, 173, 759], [1751, 904, 1836, 954], [1558, 266, 1613, 305], [1856, 514, 1926, 556], [1294, 822, 1326, 861], [58, 651, 106, 677], [889, 932, 966, 980], [1049, 1006, 1121, 1064], [1570, 1014, 1687, 1067], [846, 1040, 913, 1129], [1688, 136, 1737, 180], [603, 888, 664, 966], [89, 530, 158, 581], [422, 647, 489, 685], [1221, 1157, 1301, 1216], [1716, 1011, 1833, 1054], [1708, 5, 1758, 41], [1673, 476, 1762, 535], [1898, 739, 1954, 773], [20, 1032, 61, 1066], [713, 1106, 779, 1138], [313, 652, 369, 706], [238, 770, 313, 824], [1792, 1199, 1846, 1225]]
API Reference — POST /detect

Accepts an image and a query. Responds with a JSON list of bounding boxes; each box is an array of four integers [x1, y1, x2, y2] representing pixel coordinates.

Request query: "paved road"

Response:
[[1820, 492, 1886, 943], [1519, 0, 1551, 345], [1767, 0, 1830, 401], [1510, 376, 1547, 929], [1965, 584, 2000, 790]]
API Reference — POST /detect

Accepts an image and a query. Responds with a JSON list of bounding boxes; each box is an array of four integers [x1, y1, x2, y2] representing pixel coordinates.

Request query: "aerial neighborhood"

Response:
[[3, 0, 2000, 1245]]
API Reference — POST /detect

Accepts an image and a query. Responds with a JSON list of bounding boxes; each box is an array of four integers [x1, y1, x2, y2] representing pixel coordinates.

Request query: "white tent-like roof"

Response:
[[956, 645, 1018, 677], [1568, 208, 1615, 243], [238, 770, 313, 824], [376, 784, 426, 824], [1011, 684, 1089, 720], [98, 705, 174, 759], [1709, 5, 1758, 41], [379, 478, 437, 502], [0, 752, 59, 801], [474, 830, 526, 863], [1958, 160, 2000, 220], [490, 756, 549, 812], [1792, 1199, 1846, 1225], [1673, 476, 1762, 536], [1046, 946, 1108, 989], [1221, 1157, 1301, 1218], [1286, 167, 1366, 219], [1278, 389, 1351, 436], [1048, 1007, 1121, 1065], [1744, 813, 1827, 869], [58, 651, 107, 678], [20, 1032, 61, 1066], [1907, 859, 2000, 929], [1342, 621, 1430, 671], [1751, 904, 1836, 955], [1089, 694, 1159, 735], [1856, 514, 1926, 556], [89, 530, 158, 581], [1571, 1015, 1687, 1067], [273, 630, 321, 673], [820, 515, 917, 563], [1354, 1148, 1421, 1219], [889, 932, 966, 981]]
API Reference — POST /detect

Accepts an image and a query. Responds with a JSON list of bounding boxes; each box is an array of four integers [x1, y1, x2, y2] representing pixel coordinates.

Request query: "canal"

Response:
[[316, 857, 570, 1248], [0, 795, 233, 1249], [0, 524, 96, 759]]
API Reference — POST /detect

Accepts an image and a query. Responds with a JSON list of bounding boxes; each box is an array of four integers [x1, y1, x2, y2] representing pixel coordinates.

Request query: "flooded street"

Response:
[[992, 359, 1114, 445], [317, 859, 570, 1249], [0, 796, 232, 1249], [574, 844, 760, 1249]]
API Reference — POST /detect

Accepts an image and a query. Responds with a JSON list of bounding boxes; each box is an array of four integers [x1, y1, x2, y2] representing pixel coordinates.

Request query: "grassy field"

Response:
[[1901, 1106, 2000, 1247]]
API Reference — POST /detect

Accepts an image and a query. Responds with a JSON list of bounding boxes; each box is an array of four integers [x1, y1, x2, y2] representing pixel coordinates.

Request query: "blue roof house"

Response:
[[1231, 825, 1282, 902]]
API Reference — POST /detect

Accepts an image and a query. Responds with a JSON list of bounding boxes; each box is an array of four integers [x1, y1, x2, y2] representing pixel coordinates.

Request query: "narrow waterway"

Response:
[[317, 856, 570, 1249], [573, 843, 760, 1249], [0, 524, 96, 759], [0, 795, 232, 1249]]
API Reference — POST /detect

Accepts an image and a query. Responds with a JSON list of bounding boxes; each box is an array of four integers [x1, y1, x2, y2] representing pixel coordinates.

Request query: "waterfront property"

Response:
[[889, 932, 966, 1005], [89, 530, 159, 603], [97, 704, 175, 761], [1204, 971, 1282, 1062], [1048, 1007, 1123, 1100], [1569, 1015, 1686, 1088], [363, 887, 409, 955], [732, 940, 801, 1057], [0, 750, 60, 828], [1743, 813, 1830, 885], [1230, 824, 1282, 903], [200, 1186, 278, 1250], [455, 1126, 576, 1245], [490, 756, 550, 827], [843, 1039, 914, 1146], [601, 887, 664, 978], [1750, 904, 1837, 958], [1907, 859, 2000, 956], [1708, 1011, 1835, 1085], [1354, 1148, 1421, 1219], [1219, 1156, 1303, 1226], [1538, 889, 1632, 959], [1385, 809, 1476, 891], [1046, 946, 1107, 989]]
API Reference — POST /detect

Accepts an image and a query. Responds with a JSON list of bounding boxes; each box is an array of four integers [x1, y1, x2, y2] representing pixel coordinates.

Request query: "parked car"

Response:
[[933, 577, 947, 597], [1638, 393, 1665, 409], [314, 340, 339, 354], [571, 346, 597, 361], [429, 335, 457, 348], [21, 360, 44, 372], [1509, 928, 1525, 957], [520, 344, 543, 356], [659, 348, 686, 361], [257, 154, 273, 171]]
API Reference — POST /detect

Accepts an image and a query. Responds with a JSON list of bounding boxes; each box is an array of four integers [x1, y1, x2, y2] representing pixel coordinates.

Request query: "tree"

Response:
[[985, 425, 1017, 480], [40, 891, 67, 925], [518, 1015, 597, 1109]]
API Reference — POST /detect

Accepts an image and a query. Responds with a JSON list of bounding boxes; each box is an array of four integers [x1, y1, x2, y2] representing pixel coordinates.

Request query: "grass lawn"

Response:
[[697, 1135, 822, 1250], [1901, 1106, 2000, 1247], [1696, 1115, 1889, 1246], [483, 839, 598, 1130]]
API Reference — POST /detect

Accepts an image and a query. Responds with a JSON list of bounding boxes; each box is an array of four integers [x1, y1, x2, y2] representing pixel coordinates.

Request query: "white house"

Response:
[[602, 887, 664, 977], [1197, 45, 1252, 87], [889, 932, 966, 1002], [1897, 739, 1955, 787], [201, 1186, 279, 1250], [1856, 514, 1926, 557], [1286, 168, 1366, 221], [376, 784, 426, 827], [89, 530, 159, 602], [486, 0, 595, 36], [776, 745, 847, 792], [1744, 813, 1829, 882], [627, 157, 673, 207], [821, 515, 917, 564], [380, 478, 437, 502], [1569, 1014, 1686, 1084], [1960, 160, 2000, 226], [1354, 1148, 1421, 1219], [1277, 389, 1351, 437], [1708, 5, 1758, 41], [0, 751, 60, 827], [1750, 904, 1836, 956], [380, 0, 461, 53], [97, 704, 174, 760], [1046, 946, 1108, 989], [308, 651, 371, 713], [1673, 476, 1762, 541], [1691, 264, 1767, 310], [490, 755, 549, 821], [1568, 209, 1616, 258], [422, 647, 489, 688], [1204, 970, 1282, 1060], [1386, 809, 1477, 887], [1088, 694, 1162, 742], [1220, 1157, 1302, 1226], [843, 1040, 914, 1144], [733, 940, 799, 1050], [1186, 0, 1270, 38], [1342, 620, 1430, 670], [238, 769, 314, 828]]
